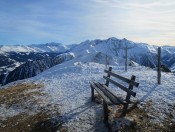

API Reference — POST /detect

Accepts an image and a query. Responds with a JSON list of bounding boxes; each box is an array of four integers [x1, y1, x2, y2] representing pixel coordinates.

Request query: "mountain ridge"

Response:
[[0, 37, 175, 85], [0, 42, 77, 53], [69, 37, 175, 69]]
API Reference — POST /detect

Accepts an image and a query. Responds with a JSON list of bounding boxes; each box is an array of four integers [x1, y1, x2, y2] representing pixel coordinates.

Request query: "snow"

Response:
[[29, 62, 106, 131], [8, 60, 172, 131], [171, 63, 175, 72]]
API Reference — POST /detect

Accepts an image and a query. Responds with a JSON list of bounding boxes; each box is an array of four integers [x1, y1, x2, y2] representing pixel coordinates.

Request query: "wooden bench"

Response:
[[90, 67, 139, 123]]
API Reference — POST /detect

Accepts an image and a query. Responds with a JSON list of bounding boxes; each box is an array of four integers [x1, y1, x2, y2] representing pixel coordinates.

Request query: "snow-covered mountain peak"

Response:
[[0, 45, 36, 53], [66, 37, 175, 70], [0, 42, 70, 53], [70, 37, 155, 58], [30, 42, 63, 47]]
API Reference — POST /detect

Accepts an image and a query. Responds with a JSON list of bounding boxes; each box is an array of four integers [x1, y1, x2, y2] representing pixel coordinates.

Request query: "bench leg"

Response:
[[91, 87, 94, 101], [121, 103, 128, 116], [103, 100, 108, 122]]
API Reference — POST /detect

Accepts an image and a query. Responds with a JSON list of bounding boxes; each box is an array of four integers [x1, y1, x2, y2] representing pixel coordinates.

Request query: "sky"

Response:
[[0, 0, 175, 46]]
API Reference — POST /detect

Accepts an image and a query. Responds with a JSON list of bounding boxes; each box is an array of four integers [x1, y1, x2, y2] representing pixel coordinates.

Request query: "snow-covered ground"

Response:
[[1, 60, 175, 131]]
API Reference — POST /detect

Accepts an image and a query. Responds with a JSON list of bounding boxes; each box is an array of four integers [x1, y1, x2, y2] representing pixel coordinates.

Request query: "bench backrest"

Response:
[[103, 67, 139, 99]]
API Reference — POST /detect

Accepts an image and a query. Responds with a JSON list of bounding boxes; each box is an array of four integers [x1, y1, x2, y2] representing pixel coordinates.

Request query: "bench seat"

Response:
[[90, 82, 125, 105]]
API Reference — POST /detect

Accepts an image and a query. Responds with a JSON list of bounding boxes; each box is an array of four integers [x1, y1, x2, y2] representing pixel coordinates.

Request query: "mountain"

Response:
[[1, 37, 175, 85], [69, 37, 175, 69], [0, 43, 76, 85], [0, 42, 76, 53], [1, 53, 74, 85], [161, 46, 175, 70], [0, 42, 77, 73]]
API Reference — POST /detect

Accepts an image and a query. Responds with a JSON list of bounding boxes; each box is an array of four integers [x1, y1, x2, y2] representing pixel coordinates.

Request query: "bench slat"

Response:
[[90, 82, 113, 105], [103, 76, 136, 97], [99, 83, 126, 104], [104, 70, 139, 87], [95, 83, 122, 105]]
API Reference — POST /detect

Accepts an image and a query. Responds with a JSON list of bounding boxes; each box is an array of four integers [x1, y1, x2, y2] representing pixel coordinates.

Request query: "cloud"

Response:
[[126, 1, 175, 8], [0, 0, 175, 45], [82, 0, 175, 45]]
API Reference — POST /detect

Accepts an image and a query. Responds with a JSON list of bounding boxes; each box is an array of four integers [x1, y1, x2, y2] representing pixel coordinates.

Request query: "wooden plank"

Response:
[[104, 70, 139, 87], [90, 82, 112, 105], [99, 83, 125, 104], [95, 83, 121, 105], [103, 76, 136, 97]]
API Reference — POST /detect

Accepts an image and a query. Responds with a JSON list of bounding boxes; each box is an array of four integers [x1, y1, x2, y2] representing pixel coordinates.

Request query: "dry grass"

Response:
[[108, 101, 175, 132], [0, 83, 44, 108], [94, 94, 175, 131], [1, 112, 48, 132], [0, 83, 65, 132]]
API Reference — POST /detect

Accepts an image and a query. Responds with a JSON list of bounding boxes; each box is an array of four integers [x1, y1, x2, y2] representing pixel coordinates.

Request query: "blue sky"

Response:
[[0, 0, 175, 46]]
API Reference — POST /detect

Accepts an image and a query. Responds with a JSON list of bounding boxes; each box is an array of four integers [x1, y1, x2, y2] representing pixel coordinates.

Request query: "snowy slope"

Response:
[[1, 57, 175, 131], [32, 62, 175, 131], [171, 63, 175, 72]]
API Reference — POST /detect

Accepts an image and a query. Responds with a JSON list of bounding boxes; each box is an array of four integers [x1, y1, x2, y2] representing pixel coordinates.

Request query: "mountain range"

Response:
[[0, 37, 175, 85]]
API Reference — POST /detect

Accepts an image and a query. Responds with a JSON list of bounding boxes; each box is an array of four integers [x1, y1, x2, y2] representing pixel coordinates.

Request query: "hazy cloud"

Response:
[[0, 0, 175, 45]]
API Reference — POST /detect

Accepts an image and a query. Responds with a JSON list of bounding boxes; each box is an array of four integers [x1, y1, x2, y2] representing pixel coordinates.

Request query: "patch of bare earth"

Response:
[[0, 83, 66, 132]]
